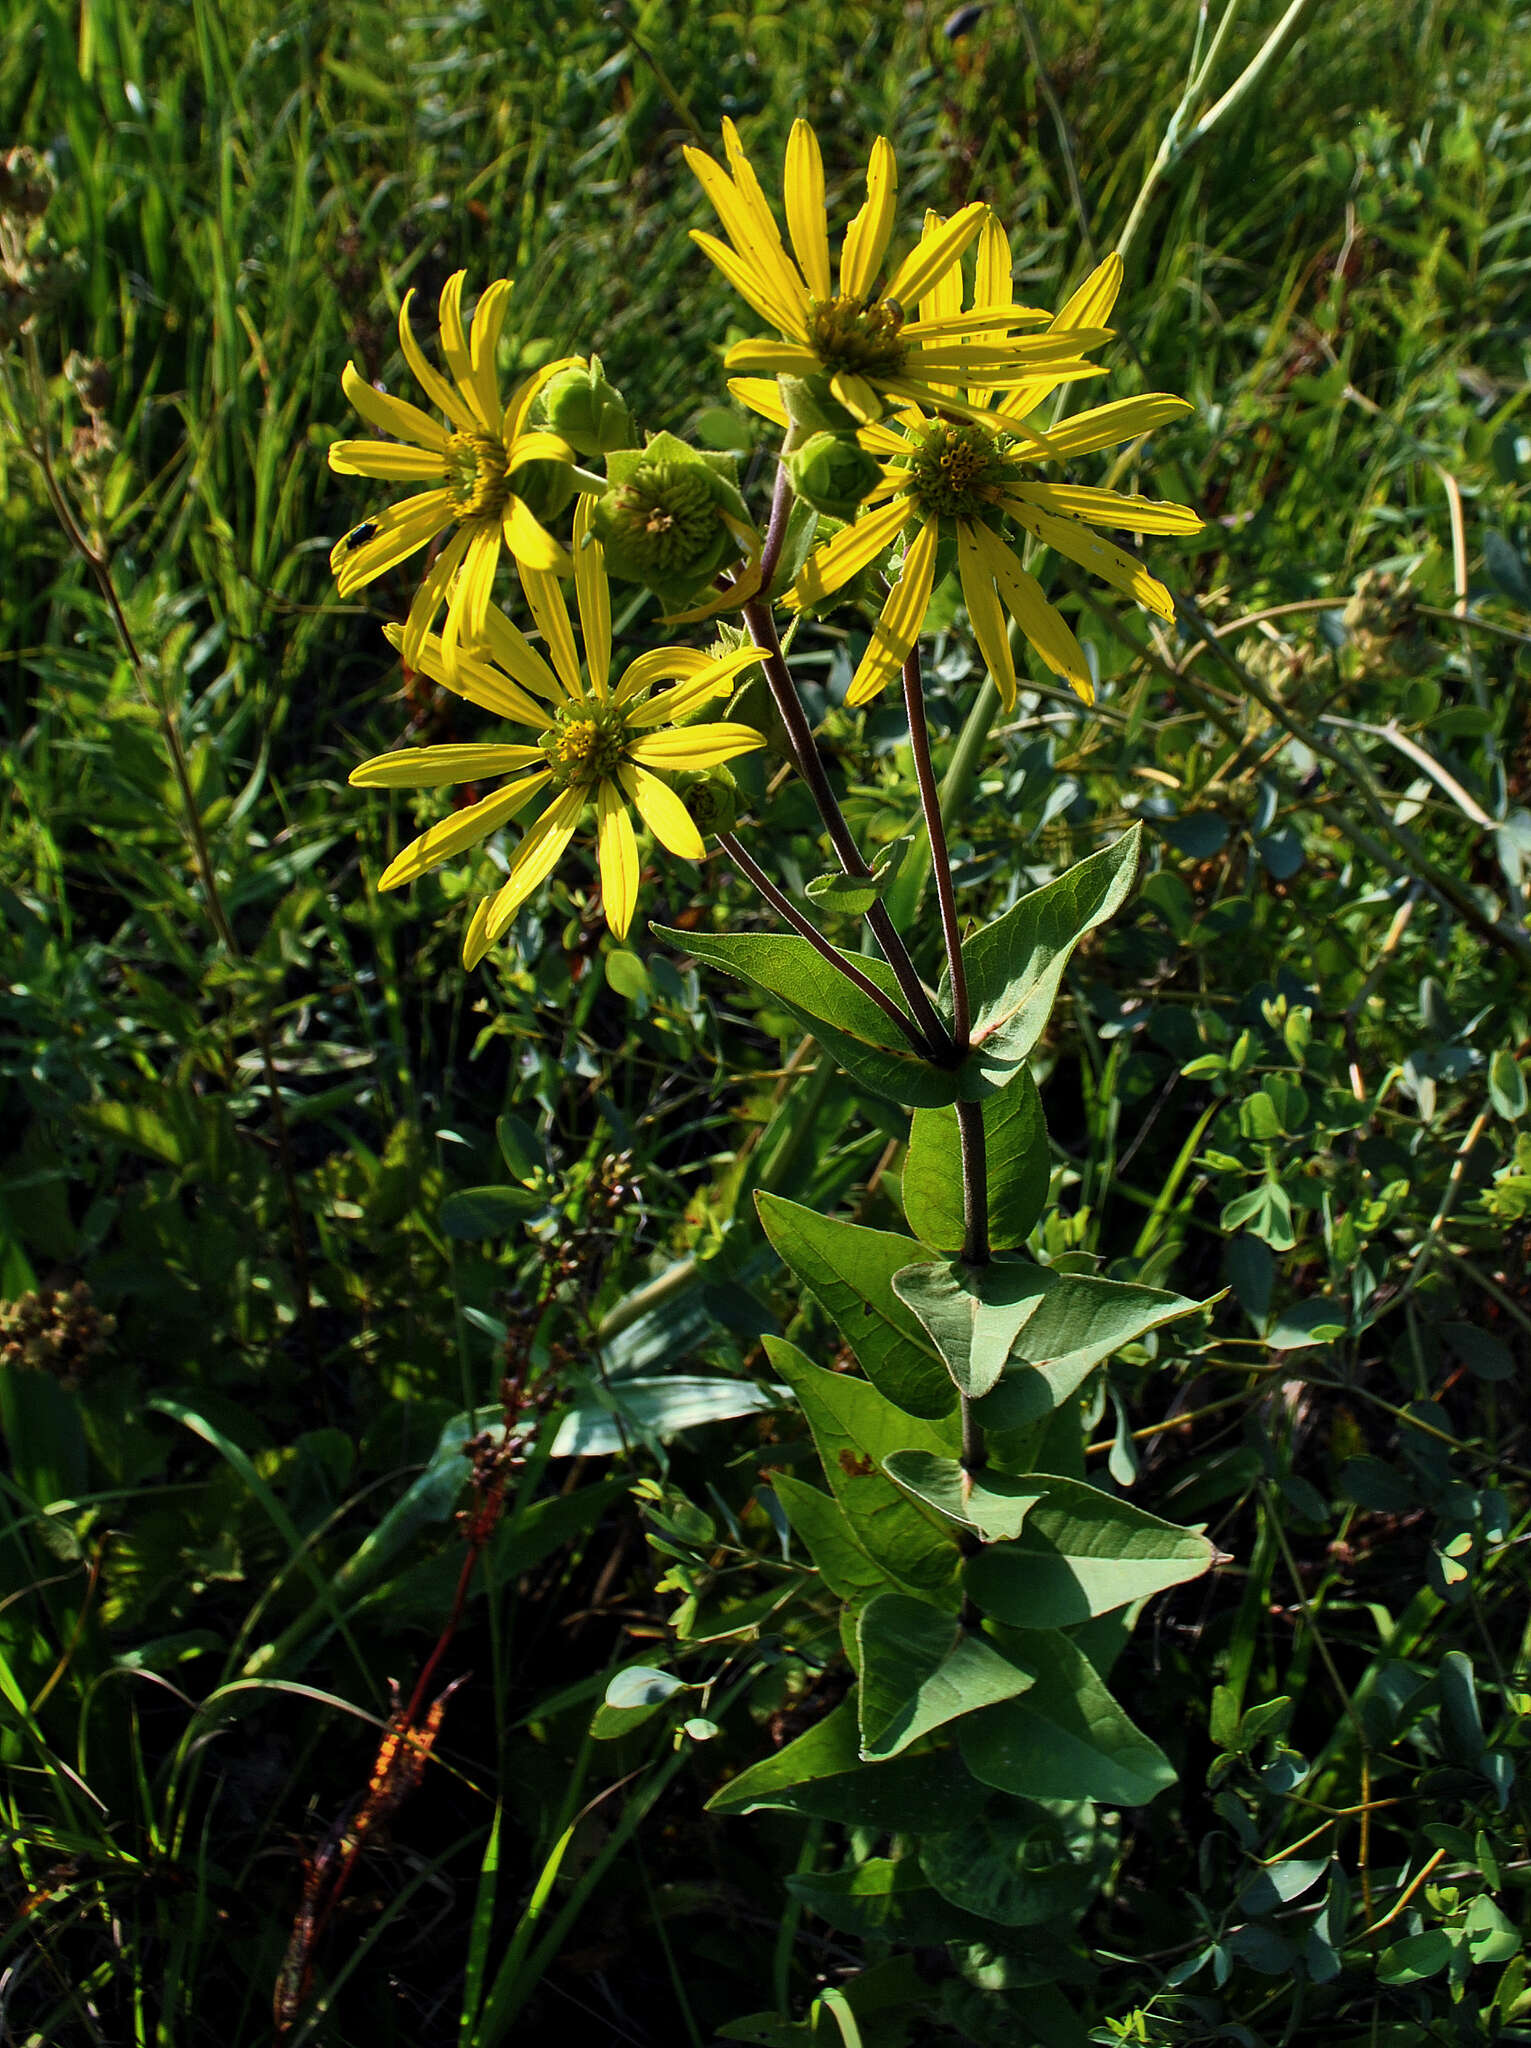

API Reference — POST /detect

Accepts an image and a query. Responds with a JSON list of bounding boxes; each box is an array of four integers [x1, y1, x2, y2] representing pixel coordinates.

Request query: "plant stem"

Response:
[[757, 459, 795, 595], [716, 830, 928, 1055], [741, 590, 952, 1054]]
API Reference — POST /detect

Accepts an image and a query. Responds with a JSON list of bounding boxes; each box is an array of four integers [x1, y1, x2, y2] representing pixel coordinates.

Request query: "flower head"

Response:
[[328, 272, 580, 679], [351, 502, 766, 958], [589, 431, 755, 614], [766, 221, 1201, 709], [685, 119, 1109, 427]]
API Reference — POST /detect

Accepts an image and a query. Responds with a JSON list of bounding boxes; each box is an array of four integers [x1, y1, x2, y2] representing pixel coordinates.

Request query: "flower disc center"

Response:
[[446, 431, 513, 520], [542, 704, 630, 787], [807, 295, 908, 379], [907, 420, 1012, 520]]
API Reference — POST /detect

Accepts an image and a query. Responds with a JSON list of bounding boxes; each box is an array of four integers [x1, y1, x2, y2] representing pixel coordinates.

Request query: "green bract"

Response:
[[589, 430, 752, 608]]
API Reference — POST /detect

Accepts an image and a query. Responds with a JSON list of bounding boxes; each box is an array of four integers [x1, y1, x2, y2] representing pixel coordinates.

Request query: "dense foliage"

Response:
[[1, 1, 1529, 2042]]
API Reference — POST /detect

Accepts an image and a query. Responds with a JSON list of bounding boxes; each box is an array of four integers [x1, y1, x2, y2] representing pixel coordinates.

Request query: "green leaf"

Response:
[[805, 836, 911, 916], [966, 1270, 1211, 1428], [920, 1798, 1105, 1927], [766, 1337, 962, 1602], [882, 1451, 1045, 1539], [605, 1666, 687, 1709], [857, 1594, 1034, 1759], [652, 925, 955, 1107], [1377, 1929, 1455, 1985], [958, 1630, 1176, 1805], [959, 829, 1141, 1098], [1489, 1048, 1528, 1120], [438, 1184, 543, 1237], [904, 1067, 1048, 1253], [549, 1375, 780, 1456], [706, 1696, 984, 1830], [963, 1478, 1214, 1626], [892, 1258, 1051, 1400], [605, 949, 652, 1000], [772, 1471, 894, 1601], [756, 1194, 954, 1419], [785, 1856, 991, 1946]]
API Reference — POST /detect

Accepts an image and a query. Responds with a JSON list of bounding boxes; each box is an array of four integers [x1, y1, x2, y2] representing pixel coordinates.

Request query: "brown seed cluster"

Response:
[[0, 1282, 115, 1390]]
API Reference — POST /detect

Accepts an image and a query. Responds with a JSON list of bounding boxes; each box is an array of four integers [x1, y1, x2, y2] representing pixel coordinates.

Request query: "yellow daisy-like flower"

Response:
[[351, 503, 766, 960], [328, 271, 579, 679], [755, 222, 1201, 709], [685, 118, 1110, 428]]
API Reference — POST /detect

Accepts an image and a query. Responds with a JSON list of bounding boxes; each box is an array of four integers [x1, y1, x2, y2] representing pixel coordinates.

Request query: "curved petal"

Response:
[[437, 272, 480, 423], [331, 489, 454, 594], [468, 277, 515, 432], [972, 212, 1015, 317], [846, 515, 938, 707], [480, 784, 587, 945], [502, 495, 570, 575], [827, 370, 882, 423], [721, 337, 823, 378], [1016, 482, 1202, 535], [387, 620, 554, 725], [462, 893, 495, 969], [628, 722, 766, 770], [956, 520, 1017, 712], [351, 743, 543, 789], [397, 289, 479, 433], [1043, 393, 1193, 460], [883, 201, 987, 310], [443, 521, 502, 677], [377, 771, 550, 891], [518, 558, 583, 697], [506, 429, 575, 473], [341, 361, 450, 451], [721, 118, 811, 327], [328, 440, 448, 482], [401, 525, 474, 668], [477, 606, 566, 703], [502, 356, 580, 446], [784, 118, 832, 301], [627, 646, 767, 727], [690, 231, 802, 334], [840, 135, 897, 301], [726, 376, 791, 429], [1055, 251, 1123, 332], [618, 762, 706, 859], [1001, 494, 1175, 620], [974, 518, 1093, 700], [786, 493, 913, 612], [613, 647, 713, 705], [686, 145, 809, 341], [572, 495, 611, 696], [596, 780, 640, 938]]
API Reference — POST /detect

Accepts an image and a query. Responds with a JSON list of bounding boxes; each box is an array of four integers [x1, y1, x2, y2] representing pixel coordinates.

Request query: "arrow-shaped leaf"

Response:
[[857, 1593, 1034, 1760], [892, 1259, 1052, 1399]]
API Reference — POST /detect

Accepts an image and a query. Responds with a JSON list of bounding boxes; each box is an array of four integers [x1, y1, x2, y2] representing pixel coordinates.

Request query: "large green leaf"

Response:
[[958, 829, 1141, 1099], [958, 1629, 1176, 1805], [756, 1193, 953, 1419], [920, 1797, 1107, 1928], [892, 1259, 1052, 1400], [772, 1470, 896, 1602], [785, 1857, 993, 1946], [882, 1451, 1047, 1539], [549, 1375, 781, 1456], [767, 1337, 962, 1603], [963, 1477, 1215, 1625], [706, 1696, 984, 1830], [857, 1592, 1034, 1759], [903, 1066, 1049, 1254], [652, 925, 955, 1107], [968, 1270, 1211, 1427]]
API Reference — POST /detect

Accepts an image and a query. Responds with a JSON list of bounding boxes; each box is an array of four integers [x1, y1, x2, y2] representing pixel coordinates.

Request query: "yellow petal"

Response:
[[883, 202, 986, 311], [627, 646, 768, 728], [721, 118, 810, 324], [786, 493, 913, 612], [388, 620, 554, 725], [328, 440, 448, 482], [972, 213, 1014, 316], [627, 722, 766, 770], [690, 231, 799, 333], [973, 518, 1093, 699], [1043, 393, 1193, 460], [502, 355, 580, 446], [397, 288, 479, 433], [477, 606, 566, 703], [840, 136, 897, 301], [443, 522, 502, 676], [437, 272, 479, 423], [377, 772, 550, 891], [618, 763, 706, 859], [462, 893, 495, 969], [726, 376, 791, 429], [686, 143, 808, 341], [828, 370, 882, 423], [350, 743, 543, 789], [1020, 482, 1202, 535], [596, 781, 640, 938], [401, 526, 473, 668], [519, 559, 583, 697], [846, 515, 938, 706], [721, 337, 823, 378], [1002, 494, 1175, 620], [481, 785, 586, 943], [784, 118, 832, 300], [502, 496, 570, 576], [956, 521, 1016, 712], [340, 361, 450, 450], [468, 277, 515, 432], [614, 647, 713, 706], [1055, 252, 1123, 332], [507, 429, 575, 473], [572, 496, 610, 695], [331, 489, 454, 593]]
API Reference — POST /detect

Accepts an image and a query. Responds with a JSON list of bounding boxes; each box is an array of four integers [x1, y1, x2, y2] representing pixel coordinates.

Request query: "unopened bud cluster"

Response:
[[590, 431, 752, 609], [0, 1281, 115, 1390], [0, 147, 82, 346]]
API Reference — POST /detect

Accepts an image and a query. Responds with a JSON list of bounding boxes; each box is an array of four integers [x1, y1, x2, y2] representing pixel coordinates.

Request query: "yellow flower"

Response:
[[759, 222, 1200, 709], [685, 119, 1109, 428], [350, 503, 766, 960], [328, 271, 579, 680]]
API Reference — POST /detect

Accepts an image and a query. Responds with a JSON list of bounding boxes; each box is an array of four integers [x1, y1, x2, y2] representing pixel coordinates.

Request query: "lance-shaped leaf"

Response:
[[968, 1270, 1212, 1427], [766, 1337, 962, 1603], [882, 1450, 1048, 1540], [857, 1593, 1034, 1760], [706, 1695, 984, 1830], [892, 1259, 1052, 1400], [959, 1628, 1176, 1805], [652, 925, 955, 1107], [772, 1469, 898, 1602], [963, 1476, 1216, 1625], [958, 828, 1141, 1098], [756, 1194, 954, 1419], [904, 1064, 1049, 1254]]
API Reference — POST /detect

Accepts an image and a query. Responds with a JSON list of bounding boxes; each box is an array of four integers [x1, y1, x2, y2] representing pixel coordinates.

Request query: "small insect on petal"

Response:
[[342, 521, 379, 551]]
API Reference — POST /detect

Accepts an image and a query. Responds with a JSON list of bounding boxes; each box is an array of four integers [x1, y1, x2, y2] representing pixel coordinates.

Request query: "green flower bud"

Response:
[[678, 766, 740, 838], [591, 431, 752, 609], [777, 374, 859, 440], [540, 355, 631, 457], [785, 430, 884, 520]]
